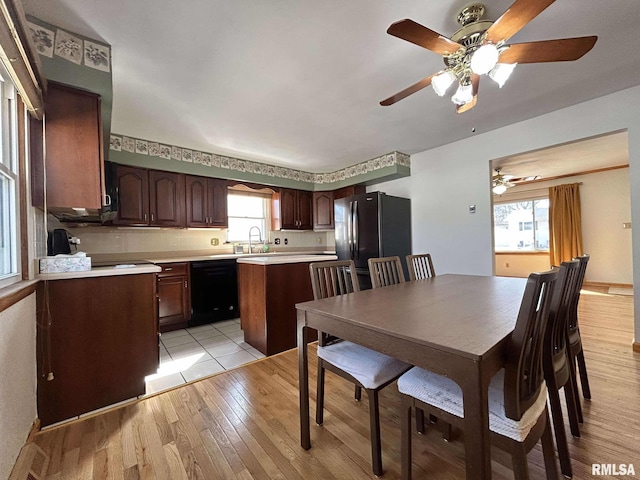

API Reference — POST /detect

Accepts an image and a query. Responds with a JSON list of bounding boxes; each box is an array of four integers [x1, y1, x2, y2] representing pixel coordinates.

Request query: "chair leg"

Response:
[[510, 445, 530, 480], [577, 350, 592, 399], [563, 379, 581, 438], [367, 389, 383, 476], [355, 385, 362, 401], [400, 397, 412, 480], [441, 420, 452, 442], [416, 407, 425, 434], [541, 408, 560, 480], [569, 355, 583, 423], [316, 360, 325, 426], [548, 389, 573, 478]]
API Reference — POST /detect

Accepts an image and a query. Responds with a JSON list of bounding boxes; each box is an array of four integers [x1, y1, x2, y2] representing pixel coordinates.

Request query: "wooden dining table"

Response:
[[296, 273, 528, 479]]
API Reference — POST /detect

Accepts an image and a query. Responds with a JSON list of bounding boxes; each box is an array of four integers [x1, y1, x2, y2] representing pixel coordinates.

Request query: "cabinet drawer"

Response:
[[157, 262, 188, 277]]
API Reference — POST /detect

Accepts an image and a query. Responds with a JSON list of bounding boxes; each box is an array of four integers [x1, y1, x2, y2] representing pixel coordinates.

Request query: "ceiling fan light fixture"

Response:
[[451, 82, 473, 105], [488, 63, 517, 88], [470, 44, 499, 75], [432, 70, 457, 96], [492, 184, 508, 195]]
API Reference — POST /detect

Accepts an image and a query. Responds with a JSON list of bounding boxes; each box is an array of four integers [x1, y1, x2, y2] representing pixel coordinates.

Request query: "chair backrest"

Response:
[[568, 254, 590, 334], [368, 256, 405, 289], [309, 260, 360, 300], [310, 260, 360, 346], [543, 260, 581, 382], [406, 253, 436, 281], [503, 267, 559, 420]]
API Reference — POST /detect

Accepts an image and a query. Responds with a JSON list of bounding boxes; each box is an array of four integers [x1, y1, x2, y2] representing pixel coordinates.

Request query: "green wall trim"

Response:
[[109, 134, 411, 190]]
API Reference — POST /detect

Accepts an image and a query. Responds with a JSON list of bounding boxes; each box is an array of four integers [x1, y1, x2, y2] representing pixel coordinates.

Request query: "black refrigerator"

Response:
[[334, 192, 411, 289]]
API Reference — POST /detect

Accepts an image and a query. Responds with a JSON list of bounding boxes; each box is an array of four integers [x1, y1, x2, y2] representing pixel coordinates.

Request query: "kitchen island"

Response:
[[237, 254, 337, 355]]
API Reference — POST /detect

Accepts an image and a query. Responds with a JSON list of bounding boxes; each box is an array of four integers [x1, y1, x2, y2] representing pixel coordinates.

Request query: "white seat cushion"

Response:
[[397, 367, 548, 442], [318, 341, 410, 390]]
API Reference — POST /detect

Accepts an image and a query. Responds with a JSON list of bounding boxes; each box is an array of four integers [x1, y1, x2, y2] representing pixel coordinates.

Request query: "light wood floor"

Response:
[[25, 287, 640, 479]]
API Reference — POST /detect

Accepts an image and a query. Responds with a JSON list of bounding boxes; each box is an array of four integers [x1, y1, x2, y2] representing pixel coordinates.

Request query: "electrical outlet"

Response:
[[274, 238, 281, 245], [210, 238, 219, 246], [284, 238, 288, 245]]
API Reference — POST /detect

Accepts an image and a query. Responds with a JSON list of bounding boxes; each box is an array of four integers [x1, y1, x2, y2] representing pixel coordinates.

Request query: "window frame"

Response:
[[493, 197, 549, 253], [0, 64, 20, 289], [226, 190, 271, 244]]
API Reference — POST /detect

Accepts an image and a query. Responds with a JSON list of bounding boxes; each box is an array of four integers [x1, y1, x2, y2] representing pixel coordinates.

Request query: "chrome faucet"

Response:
[[248, 226, 262, 254]]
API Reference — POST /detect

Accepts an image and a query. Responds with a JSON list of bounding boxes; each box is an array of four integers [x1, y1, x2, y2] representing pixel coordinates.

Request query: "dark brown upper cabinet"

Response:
[[272, 188, 313, 230], [113, 165, 185, 227], [43, 83, 105, 210], [185, 175, 228, 228], [313, 191, 334, 230]]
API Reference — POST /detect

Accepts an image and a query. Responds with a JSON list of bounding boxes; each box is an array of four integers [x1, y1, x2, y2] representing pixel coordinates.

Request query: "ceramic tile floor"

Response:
[[145, 318, 265, 394]]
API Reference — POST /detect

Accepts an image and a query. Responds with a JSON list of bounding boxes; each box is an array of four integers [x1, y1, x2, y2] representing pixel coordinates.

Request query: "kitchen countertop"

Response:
[[36, 250, 338, 280], [37, 264, 162, 281], [90, 250, 337, 264], [236, 254, 338, 265]]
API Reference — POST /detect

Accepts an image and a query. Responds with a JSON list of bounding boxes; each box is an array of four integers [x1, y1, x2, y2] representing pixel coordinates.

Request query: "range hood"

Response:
[[48, 206, 117, 224]]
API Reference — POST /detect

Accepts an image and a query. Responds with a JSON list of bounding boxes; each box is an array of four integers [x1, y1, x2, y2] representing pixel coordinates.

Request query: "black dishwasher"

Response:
[[189, 260, 239, 326]]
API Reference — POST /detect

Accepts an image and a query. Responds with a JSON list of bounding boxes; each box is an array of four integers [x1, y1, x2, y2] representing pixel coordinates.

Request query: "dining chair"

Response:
[[397, 267, 560, 480], [406, 253, 435, 281], [368, 256, 405, 288], [567, 254, 591, 422], [543, 259, 582, 478], [309, 260, 411, 476]]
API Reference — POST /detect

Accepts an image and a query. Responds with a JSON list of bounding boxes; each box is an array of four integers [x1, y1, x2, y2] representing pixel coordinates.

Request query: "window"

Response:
[[227, 191, 269, 243], [494, 199, 549, 252], [0, 65, 18, 287]]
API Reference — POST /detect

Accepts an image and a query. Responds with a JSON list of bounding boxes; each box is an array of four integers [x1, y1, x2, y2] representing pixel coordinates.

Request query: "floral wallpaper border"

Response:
[[27, 20, 111, 73], [109, 134, 410, 184]]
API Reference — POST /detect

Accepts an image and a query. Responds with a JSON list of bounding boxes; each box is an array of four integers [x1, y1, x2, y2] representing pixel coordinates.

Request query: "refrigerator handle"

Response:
[[353, 200, 359, 259]]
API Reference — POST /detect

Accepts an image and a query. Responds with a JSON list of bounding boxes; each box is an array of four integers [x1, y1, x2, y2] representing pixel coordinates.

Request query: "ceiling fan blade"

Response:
[[485, 0, 556, 44], [380, 74, 435, 106], [387, 19, 462, 55], [456, 74, 479, 114], [498, 36, 597, 63]]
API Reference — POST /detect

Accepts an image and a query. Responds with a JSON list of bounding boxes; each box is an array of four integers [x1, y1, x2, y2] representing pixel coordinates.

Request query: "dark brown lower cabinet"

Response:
[[238, 262, 317, 356], [157, 262, 191, 332], [36, 273, 158, 427]]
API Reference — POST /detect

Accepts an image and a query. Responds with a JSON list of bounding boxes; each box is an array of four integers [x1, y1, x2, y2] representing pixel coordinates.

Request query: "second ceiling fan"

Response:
[[380, 0, 597, 113]]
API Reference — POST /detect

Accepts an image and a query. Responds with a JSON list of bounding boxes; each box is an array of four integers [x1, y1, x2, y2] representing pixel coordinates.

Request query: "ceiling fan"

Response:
[[380, 0, 598, 113], [492, 168, 516, 194]]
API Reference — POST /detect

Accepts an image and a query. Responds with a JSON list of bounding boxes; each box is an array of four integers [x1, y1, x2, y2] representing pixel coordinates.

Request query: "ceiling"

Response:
[[493, 130, 629, 182], [22, 0, 640, 174]]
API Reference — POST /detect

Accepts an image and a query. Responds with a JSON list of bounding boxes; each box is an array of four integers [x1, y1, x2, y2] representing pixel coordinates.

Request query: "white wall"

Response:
[[0, 294, 37, 480], [374, 85, 640, 341]]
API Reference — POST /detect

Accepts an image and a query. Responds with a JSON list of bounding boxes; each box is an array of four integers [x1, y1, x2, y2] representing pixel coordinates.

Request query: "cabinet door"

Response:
[[209, 178, 228, 227], [185, 175, 209, 227], [333, 184, 366, 200], [149, 170, 185, 227], [280, 188, 298, 229], [297, 190, 314, 230], [44, 83, 104, 209], [114, 165, 149, 225], [313, 191, 334, 230], [157, 275, 190, 331]]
